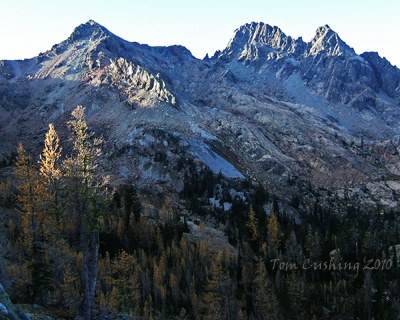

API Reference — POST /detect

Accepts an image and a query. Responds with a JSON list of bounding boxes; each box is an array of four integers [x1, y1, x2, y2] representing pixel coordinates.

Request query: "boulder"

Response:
[[0, 282, 19, 320]]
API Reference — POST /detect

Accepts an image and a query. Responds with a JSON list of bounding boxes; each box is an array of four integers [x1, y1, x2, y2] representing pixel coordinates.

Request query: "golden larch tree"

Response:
[[267, 209, 281, 251], [246, 205, 259, 242], [39, 123, 62, 182], [253, 260, 280, 319], [38, 123, 63, 227], [14, 143, 39, 251]]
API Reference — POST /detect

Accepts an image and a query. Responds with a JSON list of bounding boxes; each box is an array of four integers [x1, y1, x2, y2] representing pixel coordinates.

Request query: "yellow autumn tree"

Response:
[[15, 143, 53, 304], [14, 143, 39, 252], [267, 209, 281, 252], [111, 250, 141, 314], [253, 260, 280, 319], [203, 258, 223, 319], [39, 123, 62, 182], [11, 144, 38, 301], [161, 197, 171, 222], [37, 123, 63, 232], [246, 205, 259, 242]]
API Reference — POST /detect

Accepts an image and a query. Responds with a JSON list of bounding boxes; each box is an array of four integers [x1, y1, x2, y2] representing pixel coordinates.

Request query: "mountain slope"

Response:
[[1, 20, 400, 210]]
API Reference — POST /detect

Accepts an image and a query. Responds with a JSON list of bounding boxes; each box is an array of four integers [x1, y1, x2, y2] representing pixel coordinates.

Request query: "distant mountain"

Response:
[[1, 20, 400, 210], [217, 22, 399, 105]]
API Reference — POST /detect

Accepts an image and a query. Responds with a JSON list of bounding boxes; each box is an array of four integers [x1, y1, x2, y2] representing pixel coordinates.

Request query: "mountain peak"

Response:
[[229, 22, 287, 46], [87, 19, 99, 26], [316, 24, 331, 32], [222, 22, 304, 60], [308, 24, 354, 57], [69, 19, 111, 41]]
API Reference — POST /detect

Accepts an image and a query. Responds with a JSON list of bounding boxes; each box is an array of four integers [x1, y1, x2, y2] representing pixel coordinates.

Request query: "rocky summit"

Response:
[[1, 20, 400, 210]]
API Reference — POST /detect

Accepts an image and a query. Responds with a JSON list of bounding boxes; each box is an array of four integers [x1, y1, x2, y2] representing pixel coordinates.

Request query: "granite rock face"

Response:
[[307, 25, 355, 57], [1, 20, 400, 210], [216, 22, 398, 108], [86, 56, 176, 107], [361, 51, 400, 97], [221, 22, 306, 60]]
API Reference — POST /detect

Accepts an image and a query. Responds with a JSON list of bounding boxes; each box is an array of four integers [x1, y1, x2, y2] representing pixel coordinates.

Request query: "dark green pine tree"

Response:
[[118, 184, 141, 226], [30, 234, 53, 304]]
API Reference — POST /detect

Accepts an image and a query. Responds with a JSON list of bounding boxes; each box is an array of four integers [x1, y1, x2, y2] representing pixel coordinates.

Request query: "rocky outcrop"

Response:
[[361, 51, 400, 98], [217, 22, 400, 108], [86, 57, 176, 107], [307, 25, 354, 57], [221, 22, 306, 61], [0, 61, 15, 80], [0, 282, 19, 320]]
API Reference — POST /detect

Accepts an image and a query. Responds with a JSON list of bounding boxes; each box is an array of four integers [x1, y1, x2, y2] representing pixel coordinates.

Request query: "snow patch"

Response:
[[187, 139, 244, 179], [229, 189, 246, 201], [189, 122, 217, 140], [223, 202, 232, 212], [209, 197, 220, 208]]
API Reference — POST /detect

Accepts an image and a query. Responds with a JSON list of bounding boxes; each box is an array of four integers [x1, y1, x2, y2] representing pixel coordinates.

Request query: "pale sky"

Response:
[[0, 0, 399, 67]]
